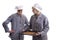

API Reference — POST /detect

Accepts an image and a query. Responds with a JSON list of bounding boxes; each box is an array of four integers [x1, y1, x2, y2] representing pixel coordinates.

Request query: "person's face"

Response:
[[17, 9, 23, 15], [32, 7, 39, 15]]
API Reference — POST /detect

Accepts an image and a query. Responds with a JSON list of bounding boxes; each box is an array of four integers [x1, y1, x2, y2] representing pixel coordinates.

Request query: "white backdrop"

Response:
[[0, 0, 60, 40]]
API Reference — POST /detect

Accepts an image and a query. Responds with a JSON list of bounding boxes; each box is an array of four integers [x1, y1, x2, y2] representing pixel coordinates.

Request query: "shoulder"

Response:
[[8, 13, 17, 19], [22, 14, 26, 17], [41, 13, 49, 22], [22, 15, 26, 17], [31, 15, 34, 18], [41, 13, 48, 19], [22, 15, 27, 19], [39, 13, 49, 22], [10, 13, 16, 17]]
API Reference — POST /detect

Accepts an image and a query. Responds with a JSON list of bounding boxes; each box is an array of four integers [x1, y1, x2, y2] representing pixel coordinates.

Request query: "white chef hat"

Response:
[[15, 5, 23, 10], [32, 3, 42, 11]]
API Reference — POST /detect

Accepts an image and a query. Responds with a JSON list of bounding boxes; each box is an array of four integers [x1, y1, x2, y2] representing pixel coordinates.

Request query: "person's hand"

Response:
[[35, 32, 41, 36], [9, 30, 15, 33], [22, 29, 25, 32], [29, 29, 32, 31]]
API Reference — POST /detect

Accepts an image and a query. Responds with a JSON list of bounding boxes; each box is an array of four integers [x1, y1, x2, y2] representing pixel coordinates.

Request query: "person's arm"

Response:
[[36, 17, 49, 36], [29, 16, 33, 31], [41, 17, 49, 35], [2, 15, 13, 33], [23, 16, 29, 31]]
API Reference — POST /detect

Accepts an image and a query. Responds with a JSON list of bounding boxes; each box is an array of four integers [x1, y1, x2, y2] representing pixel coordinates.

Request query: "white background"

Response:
[[0, 0, 60, 40]]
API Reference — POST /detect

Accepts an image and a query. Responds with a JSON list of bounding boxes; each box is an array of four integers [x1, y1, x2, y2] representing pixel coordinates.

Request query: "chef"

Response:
[[2, 5, 29, 40], [29, 3, 49, 40]]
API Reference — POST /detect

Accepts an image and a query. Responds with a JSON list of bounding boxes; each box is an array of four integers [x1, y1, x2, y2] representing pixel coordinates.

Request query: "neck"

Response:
[[17, 13, 22, 16], [35, 12, 41, 16]]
